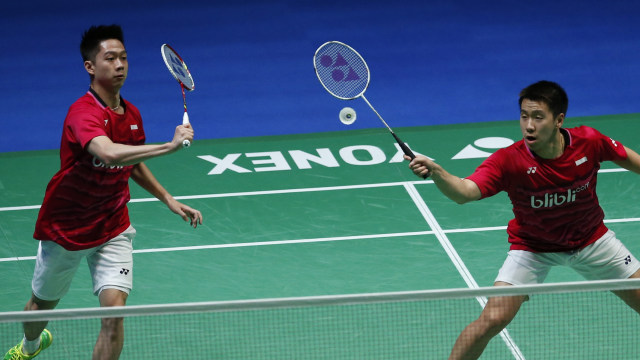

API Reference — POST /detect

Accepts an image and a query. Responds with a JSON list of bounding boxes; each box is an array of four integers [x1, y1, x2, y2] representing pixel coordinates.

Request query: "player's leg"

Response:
[[22, 295, 59, 342], [449, 250, 554, 360], [614, 268, 640, 313], [572, 230, 640, 313], [92, 289, 128, 360], [449, 282, 526, 360], [87, 226, 135, 360], [4, 241, 84, 359], [2, 296, 58, 360]]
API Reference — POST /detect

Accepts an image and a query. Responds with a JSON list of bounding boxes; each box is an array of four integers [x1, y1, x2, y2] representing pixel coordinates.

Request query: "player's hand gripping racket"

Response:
[[314, 41, 426, 177], [161, 44, 195, 148]]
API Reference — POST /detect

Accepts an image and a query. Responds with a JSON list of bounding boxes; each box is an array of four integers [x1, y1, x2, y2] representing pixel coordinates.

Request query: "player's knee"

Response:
[[101, 316, 124, 333], [98, 288, 128, 307], [613, 288, 640, 314], [27, 295, 59, 311], [477, 308, 514, 334]]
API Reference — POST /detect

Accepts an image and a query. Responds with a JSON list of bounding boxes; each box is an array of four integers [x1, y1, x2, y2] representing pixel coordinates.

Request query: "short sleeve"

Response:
[[466, 149, 508, 199], [65, 103, 108, 148]]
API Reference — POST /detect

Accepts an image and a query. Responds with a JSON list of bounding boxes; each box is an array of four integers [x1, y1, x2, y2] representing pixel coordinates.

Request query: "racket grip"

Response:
[[182, 112, 191, 148], [391, 132, 415, 159], [392, 132, 428, 179]]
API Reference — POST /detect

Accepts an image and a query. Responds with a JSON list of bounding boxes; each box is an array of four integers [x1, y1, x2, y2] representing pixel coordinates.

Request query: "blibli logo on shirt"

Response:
[[92, 156, 124, 170], [530, 182, 590, 208]]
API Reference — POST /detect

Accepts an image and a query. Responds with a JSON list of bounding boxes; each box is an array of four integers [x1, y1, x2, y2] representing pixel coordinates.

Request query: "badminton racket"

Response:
[[161, 44, 195, 148], [313, 41, 421, 168]]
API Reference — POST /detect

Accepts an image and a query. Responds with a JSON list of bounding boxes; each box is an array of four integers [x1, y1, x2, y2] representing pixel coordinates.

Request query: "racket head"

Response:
[[161, 44, 195, 91], [313, 41, 370, 100]]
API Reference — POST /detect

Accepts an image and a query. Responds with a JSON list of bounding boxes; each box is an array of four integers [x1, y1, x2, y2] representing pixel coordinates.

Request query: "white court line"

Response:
[[0, 256, 36, 262], [4, 218, 635, 263], [599, 168, 628, 173], [0, 180, 433, 211], [402, 182, 526, 360], [444, 226, 507, 233], [603, 218, 640, 224], [402, 183, 479, 288], [132, 231, 435, 254], [0, 205, 41, 212], [0, 167, 627, 212], [0, 231, 432, 263]]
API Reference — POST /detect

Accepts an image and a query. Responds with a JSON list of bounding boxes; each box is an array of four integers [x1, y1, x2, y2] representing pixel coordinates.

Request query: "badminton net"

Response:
[[1, 278, 639, 359]]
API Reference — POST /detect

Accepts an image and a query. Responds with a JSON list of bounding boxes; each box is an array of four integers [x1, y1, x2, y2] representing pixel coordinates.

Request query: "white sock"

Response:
[[22, 334, 41, 355]]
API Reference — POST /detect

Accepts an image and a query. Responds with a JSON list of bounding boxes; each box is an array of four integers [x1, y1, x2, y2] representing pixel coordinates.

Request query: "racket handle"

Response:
[[391, 132, 428, 179], [391, 132, 415, 159], [182, 112, 191, 148]]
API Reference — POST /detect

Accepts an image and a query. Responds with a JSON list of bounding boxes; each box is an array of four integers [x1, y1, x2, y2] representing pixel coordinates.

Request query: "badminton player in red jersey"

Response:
[[406, 81, 640, 360], [3, 25, 202, 360]]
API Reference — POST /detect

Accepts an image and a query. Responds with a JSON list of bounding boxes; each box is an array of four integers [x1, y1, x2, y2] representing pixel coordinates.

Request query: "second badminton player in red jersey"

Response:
[[406, 80, 640, 360], [4, 25, 203, 360], [467, 125, 625, 253]]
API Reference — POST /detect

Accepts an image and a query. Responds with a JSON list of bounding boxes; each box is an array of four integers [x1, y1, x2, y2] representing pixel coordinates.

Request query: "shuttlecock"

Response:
[[339, 107, 356, 125]]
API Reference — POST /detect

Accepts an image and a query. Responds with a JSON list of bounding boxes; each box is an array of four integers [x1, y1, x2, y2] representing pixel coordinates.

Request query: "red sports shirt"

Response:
[[34, 90, 146, 250], [466, 126, 627, 252]]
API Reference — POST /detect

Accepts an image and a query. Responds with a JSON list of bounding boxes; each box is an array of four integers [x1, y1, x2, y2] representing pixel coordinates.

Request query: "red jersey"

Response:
[[34, 90, 146, 250], [466, 126, 627, 252]]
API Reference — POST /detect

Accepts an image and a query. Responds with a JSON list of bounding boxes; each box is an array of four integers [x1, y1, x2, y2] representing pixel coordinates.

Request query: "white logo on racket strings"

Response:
[[530, 182, 590, 208]]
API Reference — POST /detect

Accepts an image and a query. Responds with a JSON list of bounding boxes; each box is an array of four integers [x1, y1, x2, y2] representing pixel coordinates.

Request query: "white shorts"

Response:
[[32, 226, 136, 301], [496, 230, 640, 285]]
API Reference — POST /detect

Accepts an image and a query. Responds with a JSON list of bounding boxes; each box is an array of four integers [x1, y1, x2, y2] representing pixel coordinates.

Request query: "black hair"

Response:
[[80, 24, 124, 62], [519, 80, 569, 118]]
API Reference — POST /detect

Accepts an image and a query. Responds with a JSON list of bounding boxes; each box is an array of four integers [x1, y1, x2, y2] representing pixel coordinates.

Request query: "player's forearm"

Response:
[[131, 163, 174, 204], [430, 167, 480, 204], [89, 137, 177, 167], [106, 142, 177, 166]]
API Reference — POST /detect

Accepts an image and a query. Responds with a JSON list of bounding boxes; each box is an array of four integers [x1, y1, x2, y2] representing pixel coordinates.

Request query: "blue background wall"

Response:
[[1, 0, 638, 153]]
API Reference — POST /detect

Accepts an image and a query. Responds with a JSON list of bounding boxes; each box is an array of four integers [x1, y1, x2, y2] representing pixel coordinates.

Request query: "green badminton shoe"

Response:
[[3, 329, 52, 360]]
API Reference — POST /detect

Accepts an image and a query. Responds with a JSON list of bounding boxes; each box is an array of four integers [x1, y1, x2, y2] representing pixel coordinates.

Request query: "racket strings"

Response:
[[161, 44, 193, 148], [162, 44, 195, 91], [314, 43, 369, 99]]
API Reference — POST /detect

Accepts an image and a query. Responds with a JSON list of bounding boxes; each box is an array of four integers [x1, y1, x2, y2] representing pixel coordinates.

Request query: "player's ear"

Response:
[[84, 60, 95, 76], [555, 113, 565, 128]]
